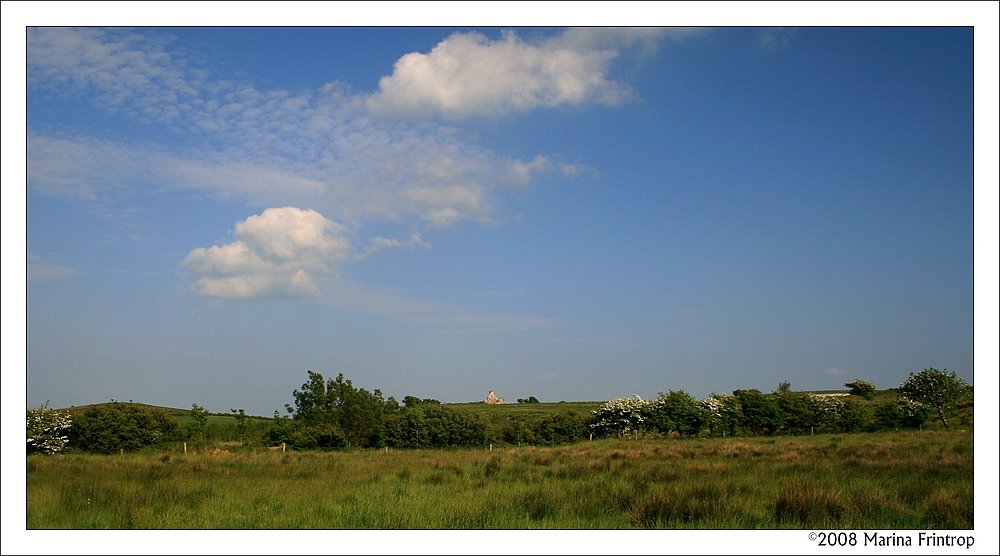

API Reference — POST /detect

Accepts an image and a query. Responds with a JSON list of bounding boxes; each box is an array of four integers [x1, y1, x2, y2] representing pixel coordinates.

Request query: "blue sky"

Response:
[[13, 22, 988, 419]]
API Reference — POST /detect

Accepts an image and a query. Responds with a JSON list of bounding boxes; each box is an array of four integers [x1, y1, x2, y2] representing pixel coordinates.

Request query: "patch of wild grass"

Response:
[[27, 430, 973, 528], [773, 481, 848, 527], [922, 486, 974, 529]]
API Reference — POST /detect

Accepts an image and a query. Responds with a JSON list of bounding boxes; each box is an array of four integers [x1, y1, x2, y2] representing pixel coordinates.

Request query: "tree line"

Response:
[[27, 368, 971, 454]]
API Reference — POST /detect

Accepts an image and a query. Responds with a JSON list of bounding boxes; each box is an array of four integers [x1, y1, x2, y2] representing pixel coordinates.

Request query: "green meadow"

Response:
[[27, 429, 972, 529]]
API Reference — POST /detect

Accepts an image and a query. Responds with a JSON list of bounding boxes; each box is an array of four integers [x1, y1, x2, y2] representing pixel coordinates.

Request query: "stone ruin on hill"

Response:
[[484, 390, 505, 404]]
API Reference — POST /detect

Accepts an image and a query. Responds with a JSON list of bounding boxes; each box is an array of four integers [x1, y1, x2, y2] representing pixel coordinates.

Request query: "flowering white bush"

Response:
[[589, 395, 650, 437], [892, 395, 930, 426], [809, 393, 846, 414], [700, 394, 743, 435], [27, 403, 72, 454], [700, 395, 727, 421]]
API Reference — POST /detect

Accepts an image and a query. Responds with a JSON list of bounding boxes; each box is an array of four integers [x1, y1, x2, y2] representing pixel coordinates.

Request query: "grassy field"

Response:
[[27, 429, 973, 529]]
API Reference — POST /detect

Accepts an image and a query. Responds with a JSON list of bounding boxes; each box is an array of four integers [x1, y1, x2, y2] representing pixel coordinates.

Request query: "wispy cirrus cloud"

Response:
[[321, 278, 554, 332], [27, 254, 76, 282], [27, 27, 588, 233], [26, 26, 683, 304]]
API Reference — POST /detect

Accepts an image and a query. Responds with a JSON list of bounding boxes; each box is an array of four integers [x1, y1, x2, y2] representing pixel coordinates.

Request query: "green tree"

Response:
[[644, 390, 708, 437], [773, 387, 813, 434], [230, 408, 248, 445], [27, 402, 73, 454], [701, 394, 742, 437], [286, 370, 386, 448], [328, 373, 385, 447], [837, 397, 873, 432], [845, 379, 877, 400], [897, 368, 972, 428], [71, 403, 184, 453], [733, 389, 783, 435], [287, 370, 331, 423], [383, 396, 402, 414], [266, 410, 296, 445], [187, 403, 209, 440]]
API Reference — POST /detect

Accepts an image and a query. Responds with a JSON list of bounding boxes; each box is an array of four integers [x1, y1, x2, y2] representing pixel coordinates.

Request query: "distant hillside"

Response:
[[58, 402, 190, 418], [56, 402, 271, 426]]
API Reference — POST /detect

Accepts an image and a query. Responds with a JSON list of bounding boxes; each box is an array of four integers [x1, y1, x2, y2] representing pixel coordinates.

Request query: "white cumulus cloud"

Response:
[[368, 28, 672, 120], [182, 207, 351, 300]]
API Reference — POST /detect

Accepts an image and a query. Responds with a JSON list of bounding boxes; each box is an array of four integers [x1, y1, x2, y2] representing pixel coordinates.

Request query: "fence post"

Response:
[[184, 442, 187, 455]]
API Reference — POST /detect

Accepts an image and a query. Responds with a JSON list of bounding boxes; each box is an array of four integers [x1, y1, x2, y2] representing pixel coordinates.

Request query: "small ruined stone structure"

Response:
[[484, 390, 505, 404]]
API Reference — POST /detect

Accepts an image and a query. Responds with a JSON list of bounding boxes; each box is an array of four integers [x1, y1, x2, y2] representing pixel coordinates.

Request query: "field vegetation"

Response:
[[27, 430, 972, 529]]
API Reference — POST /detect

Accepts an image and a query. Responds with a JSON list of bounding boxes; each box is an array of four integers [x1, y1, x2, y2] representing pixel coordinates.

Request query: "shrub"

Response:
[[534, 412, 587, 445], [644, 390, 709, 437], [589, 395, 650, 437], [70, 403, 184, 453], [289, 423, 346, 450], [383, 405, 487, 448], [27, 403, 72, 454]]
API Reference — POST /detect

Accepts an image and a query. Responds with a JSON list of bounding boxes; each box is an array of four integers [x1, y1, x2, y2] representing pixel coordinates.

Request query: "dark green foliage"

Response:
[[331, 375, 385, 447], [836, 398, 872, 433], [644, 390, 708, 437], [492, 416, 536, 446], [289, 423, 346, 450], [383, 396, 402, 414], [873, 396, 931, 430], [383, 404, 487, 448], [517, 396, 541, 404], [402, 396, 440, 407], [774, 391, 813, 434], [733, 389, 783, 435], [286, 370, 387, 448], [533, 411, 587, 444], [70, 403, 185, 453], [286, 370, 331, 423], [422, 405, 486, 447]]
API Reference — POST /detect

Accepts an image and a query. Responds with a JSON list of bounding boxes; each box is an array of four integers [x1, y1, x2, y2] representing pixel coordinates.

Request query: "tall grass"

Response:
[[27, 430, 972, 529]]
